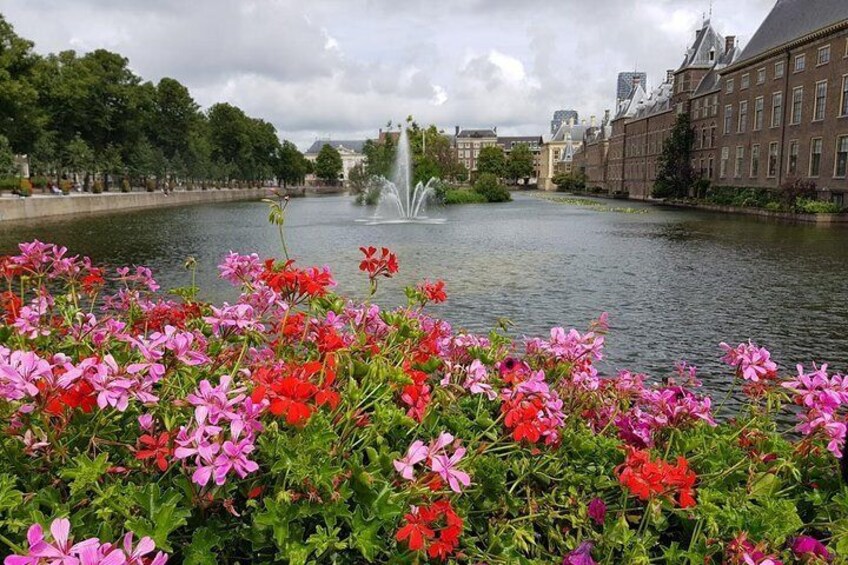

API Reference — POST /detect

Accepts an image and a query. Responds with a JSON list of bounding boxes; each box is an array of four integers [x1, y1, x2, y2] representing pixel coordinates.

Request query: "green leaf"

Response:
[[125, 484, 190, 552], [0, 474, 23, 514], [183, 528, 220, 565], [59, 453, 109, 497]]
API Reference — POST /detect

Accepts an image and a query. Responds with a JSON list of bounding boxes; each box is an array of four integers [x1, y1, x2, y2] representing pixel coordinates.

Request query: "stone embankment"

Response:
[[0, 188, 272, 222]]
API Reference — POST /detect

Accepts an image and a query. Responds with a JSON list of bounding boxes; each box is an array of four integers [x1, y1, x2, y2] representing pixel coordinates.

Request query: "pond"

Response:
[[3, 192, 847, 396]]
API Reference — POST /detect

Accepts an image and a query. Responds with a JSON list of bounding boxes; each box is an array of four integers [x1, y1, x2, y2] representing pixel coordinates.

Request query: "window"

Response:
[[753, 97, 764, 131], [788, 140, 799, 175], [836, 136, 848, 177], [710, 125, 716, 147], [841, 75, 848, 116], [810, 138, 823, 177], [768, 142, 779, 178], [791, 87, 803, 124], [693, 100, 700, 120], [818, 45, 831, 66], [701, 128, 707, 148], [775, 61, 785, 79], [771, 93, 783, 127], [708, 156, 714, 179], [741, 74, 750, 89], [726, 78, 735, 94], [751, 144, 760, 177], [757, 68, 766, 85], [720, 147, 729, 178], [724, 105, 733, 134], [814, 80, 827, 121], [735, 146, 745, 178], [738, 101, 748, 133], [795, 54, 806, 72]]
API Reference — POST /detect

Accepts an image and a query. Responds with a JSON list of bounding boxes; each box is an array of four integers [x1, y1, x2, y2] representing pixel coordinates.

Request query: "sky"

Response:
[[1, 0, 776, 150]]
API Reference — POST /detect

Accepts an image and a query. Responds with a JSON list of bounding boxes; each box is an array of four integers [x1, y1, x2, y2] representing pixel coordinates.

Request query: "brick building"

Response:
[[454, 128, 498, 175], [573, 112, 612, 191], [579, 0, 848, 203]]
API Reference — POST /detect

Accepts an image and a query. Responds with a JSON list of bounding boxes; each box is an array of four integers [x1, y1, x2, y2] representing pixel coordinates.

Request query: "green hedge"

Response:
[[444, 189, 487, 204]]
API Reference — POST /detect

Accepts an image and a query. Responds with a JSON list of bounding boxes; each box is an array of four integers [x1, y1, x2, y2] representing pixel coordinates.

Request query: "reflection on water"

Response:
[[4, 193, 848, 397]]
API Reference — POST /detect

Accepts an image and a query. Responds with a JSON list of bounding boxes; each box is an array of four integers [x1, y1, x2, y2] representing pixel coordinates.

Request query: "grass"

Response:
[[536, 194, 650, 214]]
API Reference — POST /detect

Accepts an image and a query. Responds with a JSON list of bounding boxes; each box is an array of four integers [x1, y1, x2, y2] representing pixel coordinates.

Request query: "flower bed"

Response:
[[0, 238, 846, 564]]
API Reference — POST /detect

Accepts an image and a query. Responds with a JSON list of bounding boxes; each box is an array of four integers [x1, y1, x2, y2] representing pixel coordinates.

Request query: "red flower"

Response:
[[396, 510, 436, 551], [616, 449, 697, 508], [261, 259, 335, 302], [359, 247, 399, 280], [80, 269, 105, 293], [0, 291, 21, 324], [136, 432, 172, 472], [396, 500, 463, 560], [417, 280, 447, 304]]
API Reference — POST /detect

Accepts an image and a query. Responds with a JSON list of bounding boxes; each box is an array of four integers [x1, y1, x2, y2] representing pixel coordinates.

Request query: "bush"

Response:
[[0, 238, 846, 564], [443, 188, 487, 204], [780, 177, 817, 206], [355, 182, 382, 206], [18, 178, 32, 196], [92, 180, 104, 194], [121, 178, 131, 193], [553, 172, 586, 193], [692, 178, 711, 199], [795, 197, 842, 214], [30, 176, 48, 189], [0, 176, 19, 192], [473, 172, 511, 202], [146, 178, 156, 192], [59, 179, 72, 195], [705, 186, 776, 209]]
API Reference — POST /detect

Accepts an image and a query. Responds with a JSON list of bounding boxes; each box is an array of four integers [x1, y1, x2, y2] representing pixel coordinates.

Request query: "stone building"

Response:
[[539, 118, 588, 191], [454, 128, 498, 176], [714, 0, 848, 203], [550, 110, 579, 135], [305, 140, 367, 185], [573, 111, 612, 191]]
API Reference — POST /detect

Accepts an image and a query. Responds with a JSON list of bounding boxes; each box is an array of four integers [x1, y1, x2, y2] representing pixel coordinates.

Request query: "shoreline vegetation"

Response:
[[0, 201, 847, 562]]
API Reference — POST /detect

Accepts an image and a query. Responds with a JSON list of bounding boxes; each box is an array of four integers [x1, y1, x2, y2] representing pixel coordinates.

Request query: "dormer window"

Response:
[[709, 48, 716, 63]]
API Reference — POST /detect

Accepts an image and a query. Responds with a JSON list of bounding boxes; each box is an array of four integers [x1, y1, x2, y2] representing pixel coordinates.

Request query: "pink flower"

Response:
[[720, 341, 777, 382], [393, 440, 428, 481], [587, 498, 606, 525], [462, 360, 497, 400], [212, 436, 259, 485], [218, 251, 264, 286], [790, 535, 831, 561], [563, 541, 596, 565], [430, 447, 471, 493], [138, 414, 154, 432]]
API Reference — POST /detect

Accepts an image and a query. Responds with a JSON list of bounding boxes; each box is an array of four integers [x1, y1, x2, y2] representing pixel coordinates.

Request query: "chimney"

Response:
[[493, 126, 498, 135], [603, 109, 611, 123], [455, 126, 460, 137], [632, 75, 642, 88], [667, 69, 675, 83], [725, 36, 736, 54], [590, 115, 596, 127], [568, 117, 574, 127]]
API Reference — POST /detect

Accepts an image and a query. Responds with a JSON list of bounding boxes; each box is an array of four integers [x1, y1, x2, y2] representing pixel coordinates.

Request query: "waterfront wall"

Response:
[[0, 188, 269, 223], [661, 200, 848, 225]]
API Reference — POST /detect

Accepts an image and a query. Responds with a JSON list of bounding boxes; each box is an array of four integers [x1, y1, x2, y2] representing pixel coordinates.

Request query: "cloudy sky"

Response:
[[2, 0, 775, 149]]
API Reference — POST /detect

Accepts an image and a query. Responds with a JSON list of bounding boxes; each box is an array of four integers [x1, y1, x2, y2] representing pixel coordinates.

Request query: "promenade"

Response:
[[0, 187, 272, 222]]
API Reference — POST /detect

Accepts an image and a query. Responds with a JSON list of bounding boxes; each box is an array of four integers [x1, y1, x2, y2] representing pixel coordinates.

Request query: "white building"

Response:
[[304, 140, 367, 185]]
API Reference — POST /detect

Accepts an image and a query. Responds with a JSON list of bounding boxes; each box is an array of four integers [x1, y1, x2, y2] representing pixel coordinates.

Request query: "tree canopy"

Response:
[[507, 143, 534, 184], [314, 144, 343, 184], [652, 113, 696, 199], [476, 146, 507, 178], [0, 14, 307, 186]]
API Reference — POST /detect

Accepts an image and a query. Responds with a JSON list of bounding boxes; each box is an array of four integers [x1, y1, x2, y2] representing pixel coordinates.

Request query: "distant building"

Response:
[[539, 118, 588, 190], [573, 110, 613, 191], [617, 72, 648, 102], [304, 140, 367, 185], [454, 127, 498, 175], [497, 136, 544, 182], [550, 110, 579, 135]]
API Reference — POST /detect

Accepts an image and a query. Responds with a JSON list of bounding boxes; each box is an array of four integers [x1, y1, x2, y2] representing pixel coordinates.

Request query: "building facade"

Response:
[[586, 1, 848, 202], [454, 128, 498, 175], [573, 111, 612, 191], [305, 140, 367, 185], [539, 118, 588, 190]]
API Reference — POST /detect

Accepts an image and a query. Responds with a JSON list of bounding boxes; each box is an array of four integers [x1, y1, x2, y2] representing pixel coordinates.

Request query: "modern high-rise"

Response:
[[550, 110, 579, 135], [616, 72, 648, 102]]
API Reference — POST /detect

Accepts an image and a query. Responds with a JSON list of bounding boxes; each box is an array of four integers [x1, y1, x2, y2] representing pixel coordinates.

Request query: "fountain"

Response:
[[359, 127, 445, 225]]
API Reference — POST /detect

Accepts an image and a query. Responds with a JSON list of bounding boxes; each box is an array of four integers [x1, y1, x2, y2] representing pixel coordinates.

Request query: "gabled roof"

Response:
[[692, 44, 742, 97], [635, 80, 674, 119], [306, 140, 367, 154], [457, 128, 497, 139], [678, 19, 725, 70], [550, 120, 587, 142], [733, 0, 848, 67], [614, 84, 647, 120]]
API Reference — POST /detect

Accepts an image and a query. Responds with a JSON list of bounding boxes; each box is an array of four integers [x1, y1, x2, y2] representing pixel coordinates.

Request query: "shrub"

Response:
[[0, 176, 19, 192], [121, 178, 131, 193], [59, 179, 72, 194], [692, 178, 711, 199], [0, 238, 846, 564], [553, 172, 586, 193], [795, 197, 842, 214], [18, 178, 32, 196], [473, 172, 511, 202], [780, 176, 817, 206], [92, 179, 104, 194], [146, 178, 157, 192], [30, 176, 48, 189], [443, 188, 487, 204]]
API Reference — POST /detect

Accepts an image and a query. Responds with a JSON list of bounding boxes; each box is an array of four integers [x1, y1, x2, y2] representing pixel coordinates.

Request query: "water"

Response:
[[368, 128, 443, 224], [3, 193, 848, 397]]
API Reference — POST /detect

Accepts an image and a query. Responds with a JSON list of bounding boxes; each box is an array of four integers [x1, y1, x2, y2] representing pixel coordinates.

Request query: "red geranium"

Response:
[[396, 499, 463, 561], [136, 432, 172, 472], [417, 280, 447, 304], [359, 246, 399, 280], [0, 291, 21, 324], [616, 448, 697, 508], [261, 259, 335, 303]]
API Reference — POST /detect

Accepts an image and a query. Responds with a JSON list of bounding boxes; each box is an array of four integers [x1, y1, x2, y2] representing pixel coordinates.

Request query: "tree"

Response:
[[347, 162, 370, 195], [0, 135, 14, 175], [363, 136, 395, 179], [0, 15, 45, 154], [314, 144, 343, 185], [63, 134, 94, 180], [507, 143, 534, 184], [476, 146, 506, 178], [473, 172, 511, 203], [274, 141, 308, 187], [150, 77, 199, 161], [653, 113, 696, 199]]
